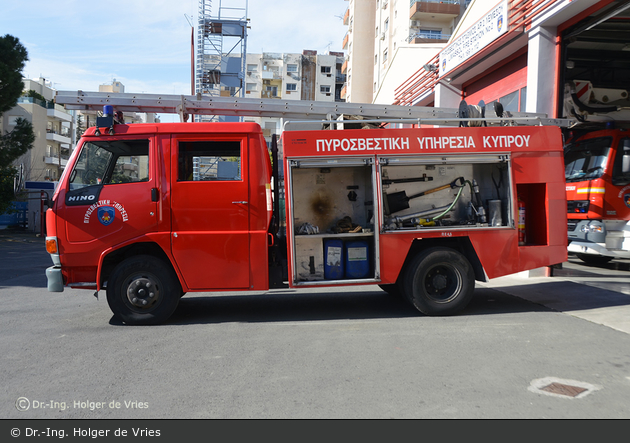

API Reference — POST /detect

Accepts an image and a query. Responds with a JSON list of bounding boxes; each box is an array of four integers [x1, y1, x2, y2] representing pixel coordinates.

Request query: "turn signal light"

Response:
[[46, 237, 58, 254]]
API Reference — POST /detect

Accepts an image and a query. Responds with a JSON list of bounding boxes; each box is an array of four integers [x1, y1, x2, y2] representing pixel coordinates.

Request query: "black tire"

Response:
[[576, 253, 612, 265], [403, 247, 475, 316], [106, 255, 181, 325]]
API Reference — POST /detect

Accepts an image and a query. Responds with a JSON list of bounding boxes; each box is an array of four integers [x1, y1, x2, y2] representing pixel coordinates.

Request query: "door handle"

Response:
[[232, 201, 248, 204]]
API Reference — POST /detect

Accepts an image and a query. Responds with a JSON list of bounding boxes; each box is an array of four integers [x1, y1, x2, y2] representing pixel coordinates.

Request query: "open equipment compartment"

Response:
[[379, 153, 513, 231], [287, 157, 379, 284]]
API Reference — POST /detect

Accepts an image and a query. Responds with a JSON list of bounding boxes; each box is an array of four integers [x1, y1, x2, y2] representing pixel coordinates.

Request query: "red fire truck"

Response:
[[46, 92, 569, 325], [564, 80, 630, 263]]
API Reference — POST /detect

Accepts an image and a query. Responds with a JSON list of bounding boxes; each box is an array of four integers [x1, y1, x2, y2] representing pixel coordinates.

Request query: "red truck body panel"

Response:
[[282, 125, 566, 283]]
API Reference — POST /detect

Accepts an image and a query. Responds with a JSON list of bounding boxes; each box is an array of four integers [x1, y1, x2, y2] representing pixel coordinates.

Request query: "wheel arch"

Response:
[[399, 237, 486, 284], [99, 242, 180, 290]]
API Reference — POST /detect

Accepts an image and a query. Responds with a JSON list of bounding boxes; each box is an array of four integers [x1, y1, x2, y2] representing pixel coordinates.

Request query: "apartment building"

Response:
[[244, 51, 345, 137], [342, 0, 468, 104], [1, 78, 73, 182], [76, 80, 153, 131]]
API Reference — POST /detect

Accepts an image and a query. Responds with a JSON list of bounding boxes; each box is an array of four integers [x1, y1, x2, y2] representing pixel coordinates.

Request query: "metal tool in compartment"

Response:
[[384, 177, 466, 215]]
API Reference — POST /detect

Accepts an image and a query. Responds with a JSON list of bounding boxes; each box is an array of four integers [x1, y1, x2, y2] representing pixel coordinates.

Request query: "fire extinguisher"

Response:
[[518, 196, 526, 245]]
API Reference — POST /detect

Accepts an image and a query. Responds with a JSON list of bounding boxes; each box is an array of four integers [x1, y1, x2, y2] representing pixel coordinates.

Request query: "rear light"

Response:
[[46, 237, 58, 254]]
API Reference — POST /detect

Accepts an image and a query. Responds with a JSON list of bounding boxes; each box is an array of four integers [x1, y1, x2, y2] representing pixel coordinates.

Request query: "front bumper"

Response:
[[46, 266, 64, 292]]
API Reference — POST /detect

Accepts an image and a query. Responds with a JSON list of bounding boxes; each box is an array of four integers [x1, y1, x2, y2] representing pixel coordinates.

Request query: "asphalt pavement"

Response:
[[479, 256, 630, 335], [3, 227, 628, 337], [1, 228, 629, 419]]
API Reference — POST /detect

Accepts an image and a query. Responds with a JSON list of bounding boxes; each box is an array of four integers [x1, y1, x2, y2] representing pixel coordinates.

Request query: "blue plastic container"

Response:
[[345, 240, 370, 279], [324, 239, 344, 280]]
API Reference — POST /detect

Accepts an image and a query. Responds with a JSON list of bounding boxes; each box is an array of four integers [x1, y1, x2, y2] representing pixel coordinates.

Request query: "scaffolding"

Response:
[[196, 0, 248, 121]]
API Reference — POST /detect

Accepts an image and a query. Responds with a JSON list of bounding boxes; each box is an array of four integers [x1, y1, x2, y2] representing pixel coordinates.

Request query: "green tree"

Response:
[[0, 35, 28, 114], [0, 34, 34, 215]]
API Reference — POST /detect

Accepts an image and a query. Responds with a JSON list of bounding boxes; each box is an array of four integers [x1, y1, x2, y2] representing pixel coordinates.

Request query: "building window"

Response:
[[287, 64, 298, 73], [286, 83, 297, 92], [383, 49, 388, 63], [520, 87, 527, 112], [384, 18, 389, 32], [247, 64, 258, 72], [320, 85, 331, 94], [246, 83, 257, 93], [418, 29, 442, 39], [499, 90, 519, 112], [321, 66, 332, 74]]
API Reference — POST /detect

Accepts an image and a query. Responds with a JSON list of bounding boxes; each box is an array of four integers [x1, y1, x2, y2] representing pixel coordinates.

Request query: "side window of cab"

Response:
[[177, 140, 241, 182], [65, 139, 150, 204], [69, 139, 150, 189]]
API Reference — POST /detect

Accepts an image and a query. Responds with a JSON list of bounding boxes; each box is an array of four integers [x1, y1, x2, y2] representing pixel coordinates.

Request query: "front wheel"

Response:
[[106, 255, 181, 325], [403, 247, 475, 316]]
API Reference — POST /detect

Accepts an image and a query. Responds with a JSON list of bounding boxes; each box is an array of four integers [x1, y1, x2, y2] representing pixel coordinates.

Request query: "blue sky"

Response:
[[1, 0, 347, 95]]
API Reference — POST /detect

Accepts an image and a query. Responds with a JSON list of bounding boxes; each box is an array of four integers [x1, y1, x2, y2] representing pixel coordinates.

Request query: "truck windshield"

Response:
[[69, 139, 149, 189], [564, 137, 611, 182]]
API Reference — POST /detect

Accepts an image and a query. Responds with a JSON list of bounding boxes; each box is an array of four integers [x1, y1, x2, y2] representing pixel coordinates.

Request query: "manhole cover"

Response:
[[529, 377, 600, 399], [540, 382, 587, 398]]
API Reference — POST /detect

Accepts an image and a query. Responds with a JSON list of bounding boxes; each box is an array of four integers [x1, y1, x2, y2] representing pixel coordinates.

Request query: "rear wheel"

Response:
[[403, 247, 475, 315], [106, 255, 181, 325]]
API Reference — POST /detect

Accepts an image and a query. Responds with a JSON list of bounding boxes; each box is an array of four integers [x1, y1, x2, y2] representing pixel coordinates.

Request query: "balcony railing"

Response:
[[408, 32, 452, 43], [17, 97, 47, 108], [410, 0, 459, 4]]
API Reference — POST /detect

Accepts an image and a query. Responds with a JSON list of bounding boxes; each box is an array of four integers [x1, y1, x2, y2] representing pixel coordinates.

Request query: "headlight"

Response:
[[580, 223, 604, 234]]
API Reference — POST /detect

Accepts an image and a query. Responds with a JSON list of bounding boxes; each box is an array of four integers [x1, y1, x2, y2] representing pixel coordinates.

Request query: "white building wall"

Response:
[[526, 25, 557, 116], [373, 45, 444, 105], [345, 0, 377, 103]]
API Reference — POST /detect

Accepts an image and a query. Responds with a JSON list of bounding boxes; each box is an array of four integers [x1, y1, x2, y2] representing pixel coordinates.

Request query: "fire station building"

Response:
[[393, 0, 630, 122]]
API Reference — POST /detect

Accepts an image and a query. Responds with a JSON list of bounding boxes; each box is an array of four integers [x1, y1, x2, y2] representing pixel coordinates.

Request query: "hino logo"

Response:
[[65, 185, 103, 206], [67, 195, 96, 202]]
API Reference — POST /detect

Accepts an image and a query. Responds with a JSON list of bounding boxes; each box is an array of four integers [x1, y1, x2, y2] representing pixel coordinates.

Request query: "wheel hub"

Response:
[[431, 272, 448, 292], [126, 277, 158, 309]]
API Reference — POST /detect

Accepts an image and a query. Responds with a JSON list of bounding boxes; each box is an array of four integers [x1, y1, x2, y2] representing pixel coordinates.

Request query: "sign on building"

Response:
[[439, 0, 508, 76]]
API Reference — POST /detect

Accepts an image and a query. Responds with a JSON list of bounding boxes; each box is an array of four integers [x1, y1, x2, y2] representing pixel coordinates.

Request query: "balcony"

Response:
[[46, 130, 71, 145], [342, 32, 349, 50], [343, 8, 349, 25], [44, 156, 69, 168], [408, 31, 451, 44], [410, 0, 460, 20], [47, 103, 72, 122], [261, 91, 280, 99]]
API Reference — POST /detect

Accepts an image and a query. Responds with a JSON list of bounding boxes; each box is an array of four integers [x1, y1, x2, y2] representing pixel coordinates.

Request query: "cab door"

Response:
[[63, 137, 157, 246], [170, 135, 250, 290]]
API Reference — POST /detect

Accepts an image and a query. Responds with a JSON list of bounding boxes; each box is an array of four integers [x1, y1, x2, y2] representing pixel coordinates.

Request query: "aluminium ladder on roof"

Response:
[[54, 90, 573, 127]]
